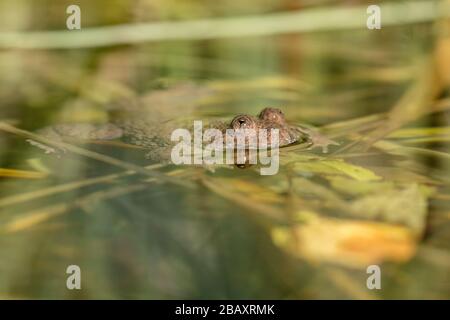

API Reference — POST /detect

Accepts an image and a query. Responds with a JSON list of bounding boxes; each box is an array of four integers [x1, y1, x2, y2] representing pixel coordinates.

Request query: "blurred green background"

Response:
[[0, 0, 449, 299]]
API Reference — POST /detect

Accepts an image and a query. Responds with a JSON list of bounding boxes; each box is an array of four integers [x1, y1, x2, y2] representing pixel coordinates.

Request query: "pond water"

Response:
[[0, 0, 449, 299]]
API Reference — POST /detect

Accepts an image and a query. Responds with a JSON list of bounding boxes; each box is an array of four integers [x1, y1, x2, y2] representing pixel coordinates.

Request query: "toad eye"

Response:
[[231, 115, 256, 129], [258, 107, 285, 124]]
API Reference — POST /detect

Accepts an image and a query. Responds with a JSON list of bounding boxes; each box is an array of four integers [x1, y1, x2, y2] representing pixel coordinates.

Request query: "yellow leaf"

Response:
[[3, 204, 66, 233], [272, 216, 416, 269], [207, 177, 283, 205], [0, 168, 48, 179]]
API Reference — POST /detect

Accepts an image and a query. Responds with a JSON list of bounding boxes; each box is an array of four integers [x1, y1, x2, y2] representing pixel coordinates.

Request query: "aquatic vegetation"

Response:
[[0, 0, 449, 300]]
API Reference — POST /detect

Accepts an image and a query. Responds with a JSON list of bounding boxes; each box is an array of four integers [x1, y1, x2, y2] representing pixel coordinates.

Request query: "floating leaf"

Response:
[[3, 204, 66, 233], [292, 159, 381, 181], [322, 160, 382, 181], [272, 215, 416, 269], [349, 184, 433, 234], [388, 127, 450, 139]]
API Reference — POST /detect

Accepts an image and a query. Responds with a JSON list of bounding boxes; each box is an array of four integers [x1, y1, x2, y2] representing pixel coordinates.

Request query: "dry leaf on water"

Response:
[[272, 214, 416, 269]]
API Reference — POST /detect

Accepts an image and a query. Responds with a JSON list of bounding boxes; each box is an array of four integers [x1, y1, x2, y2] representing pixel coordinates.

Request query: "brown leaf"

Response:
[[272, 214, 416, 269]]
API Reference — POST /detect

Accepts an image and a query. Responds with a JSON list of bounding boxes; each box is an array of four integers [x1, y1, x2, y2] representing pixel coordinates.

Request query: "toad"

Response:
[[229, 107, 338, 152], [29, 107, 337, 160]]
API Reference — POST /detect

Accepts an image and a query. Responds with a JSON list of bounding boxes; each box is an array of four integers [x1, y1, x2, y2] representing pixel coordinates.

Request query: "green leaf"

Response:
[[349, 184, 435, 234], [292, 159, 382, 181]]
